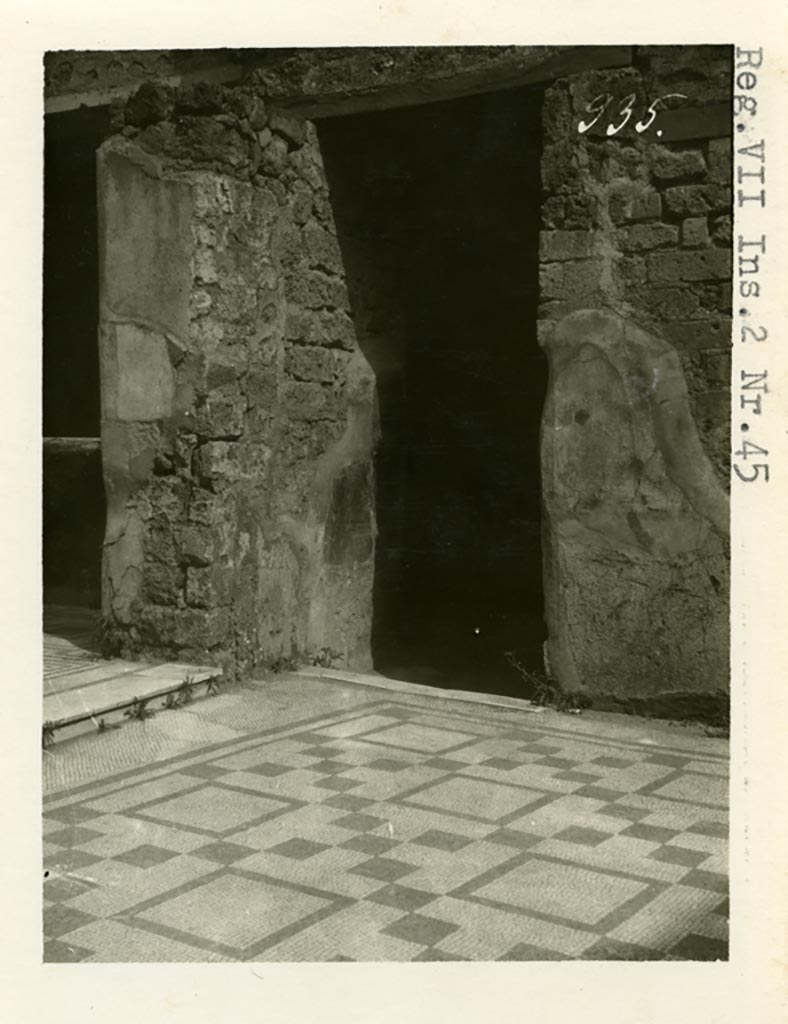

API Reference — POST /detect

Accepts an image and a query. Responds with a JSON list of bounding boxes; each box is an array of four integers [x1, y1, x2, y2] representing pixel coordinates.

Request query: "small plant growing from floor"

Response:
[[97, 717, 120, 733], [123, 698, 155, 721], [503, 651, 590, 713], [42, 721, 56, 749], [310, 647, 340, 669], [264, 652, 299, 674], [177, 676, 196, 705], [163, 691, 181, 711], [205, 674, 222, 697]]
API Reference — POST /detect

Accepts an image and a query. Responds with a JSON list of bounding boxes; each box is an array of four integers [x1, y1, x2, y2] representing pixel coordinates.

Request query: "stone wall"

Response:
[[537, 45, 731, 705], [98, 82, 376, 674]]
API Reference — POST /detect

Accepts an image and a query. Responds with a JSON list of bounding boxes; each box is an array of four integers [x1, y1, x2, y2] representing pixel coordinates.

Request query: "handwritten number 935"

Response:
[[577, 93, 687, 136]]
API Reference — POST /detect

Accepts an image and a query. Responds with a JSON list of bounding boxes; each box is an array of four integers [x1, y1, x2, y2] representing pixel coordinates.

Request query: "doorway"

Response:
[[43, 106, 109, 612], [318, 86, 547, 697]]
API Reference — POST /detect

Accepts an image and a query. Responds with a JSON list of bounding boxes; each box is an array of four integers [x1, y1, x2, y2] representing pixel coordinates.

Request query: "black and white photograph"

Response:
[[38, 41, 740, 965]]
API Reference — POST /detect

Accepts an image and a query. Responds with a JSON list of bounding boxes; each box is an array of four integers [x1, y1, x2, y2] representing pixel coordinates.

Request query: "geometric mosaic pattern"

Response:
[[43, 693, 728, 962]]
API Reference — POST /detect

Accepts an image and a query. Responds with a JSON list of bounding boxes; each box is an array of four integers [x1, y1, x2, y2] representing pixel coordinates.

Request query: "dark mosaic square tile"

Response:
[[581, 938, 665, 961], [290, 732, 336, 743], [499, 942, 564, 961], [44, 904, 96, 940], [575, 785, 630, 802], [268, 837, 330, 860], [246, 762, 293, 778], [44, 937, 93, 963], [45, 805, 101, 826], [333, 813, 386, 832], [342, 834, 400, 856], [323, 794, 376, 812], [554, 826, 610, 847], [179, 763, 231, 780], [553, 770, 602, 783], [383, 913, 459, 946], [411, 829, 473, 853], [367, 758, 411, 772], [349, 857, 419, 883], [367, 884, 437, 912], [309, 759, 353, 775], [520, 743, 562, 755], [669, 933, 728, 961], [113, 844, 180, 868], [596, 803, 651, 823], [649, 845, 709, 868], [45, 826, 105, 848], [485, 829, 542, 850], [712, 897, 729, 917], [329, 954, 356, 962], [537, 756, 578, 769], [622, 822, 680, 844], [591, 756, 637, 769], [424, 757, 466, 771], [313, 776, 363, 792], [687, 820, 728, 839], [191, 841, 255, 865], [44, 849, 102, 873], [481, 758, 520, 771], [646, 753, 692, 768], [43, 875, 96, 903], [681, 869, 728, 894]]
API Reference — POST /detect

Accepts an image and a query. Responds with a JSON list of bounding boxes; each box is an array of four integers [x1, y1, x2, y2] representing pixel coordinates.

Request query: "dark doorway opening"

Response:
[[319, 86, 547, 697], [43, 106, 109, 609]]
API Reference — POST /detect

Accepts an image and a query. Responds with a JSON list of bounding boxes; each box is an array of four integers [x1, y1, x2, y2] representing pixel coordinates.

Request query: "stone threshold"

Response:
[[43, 662, 221, 739], [294, 667, 546, 715]]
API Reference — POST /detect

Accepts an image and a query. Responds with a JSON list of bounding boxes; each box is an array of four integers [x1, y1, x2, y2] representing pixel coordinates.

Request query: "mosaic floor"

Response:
[[43, 675, 729, 962]]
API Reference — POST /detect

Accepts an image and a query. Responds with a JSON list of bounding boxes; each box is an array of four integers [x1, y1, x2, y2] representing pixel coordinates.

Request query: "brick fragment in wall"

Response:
[[662, 319, 732, 353], [540, 230, 596, 261], [650, 146, 706, 181], [704, 350, 732, 385], [662, 184, 731, 217], [707, 138, 732, 184], [539, 259, 604, 302], [711, 214, 732, 246], [681, 217, 710, 248], [615, 223, 679, 252], [647, 248, 731, 284]]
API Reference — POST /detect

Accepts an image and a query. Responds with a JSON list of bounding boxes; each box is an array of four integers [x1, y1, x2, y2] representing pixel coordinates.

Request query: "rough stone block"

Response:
[[650, 146, 706, 181], [285, 345, 337, 384], [616, 223, 678, 252], [708, 138, 732, 183], [634, 286, 701, 320], [539, 259, 604, 302], [663, 184, 730, 217], [540, 230, 595, 261], [711, 214, 732, 246], [662, 319, 732, 352], [647, 249, 731, 284], [194, 441, 240, 485], [181, 526, 215, 566], [269, 110, 307, 148], [303, 221, 342, 271], [681, 217, 710, 248], [704, 350, 732, 385], [282, 381, 329, 421]]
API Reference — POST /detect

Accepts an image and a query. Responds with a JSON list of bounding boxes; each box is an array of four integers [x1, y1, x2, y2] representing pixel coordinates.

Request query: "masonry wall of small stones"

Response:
[[539, 45, 733, 483], [99, 82, 376, 674]]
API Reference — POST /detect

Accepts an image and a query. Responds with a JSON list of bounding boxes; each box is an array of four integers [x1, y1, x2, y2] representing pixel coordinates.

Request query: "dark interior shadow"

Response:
[[318, 86, 548, 698]]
